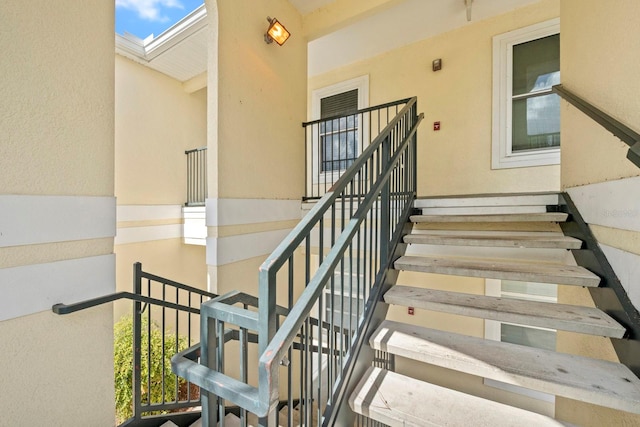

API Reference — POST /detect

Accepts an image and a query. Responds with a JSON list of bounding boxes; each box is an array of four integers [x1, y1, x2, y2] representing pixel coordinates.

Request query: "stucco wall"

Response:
[[308, 0, 561, 197], [558, 0, 640, 425], [205, 0, 307, 298], [0, 0, 115, 424], [115, 55, 207, 206], [208, 0, 307, 200], [114, 55, 208, 308]]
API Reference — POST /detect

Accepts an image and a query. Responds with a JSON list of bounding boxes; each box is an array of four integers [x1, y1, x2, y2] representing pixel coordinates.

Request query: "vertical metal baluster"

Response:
[[146, 279, 151, 410], [217, 319, 225, 427], [240, 302, 248, 427], [161, 283, 166, 404], [133, 263, 142, 421], [287, 256, 294, 427]]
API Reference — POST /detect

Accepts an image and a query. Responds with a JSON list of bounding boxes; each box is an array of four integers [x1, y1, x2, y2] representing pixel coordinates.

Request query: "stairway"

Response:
[[349, 193, 640, 426]]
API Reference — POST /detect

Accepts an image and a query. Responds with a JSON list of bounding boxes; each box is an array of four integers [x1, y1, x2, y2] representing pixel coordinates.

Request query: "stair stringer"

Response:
[[558, 192, 640, 378]]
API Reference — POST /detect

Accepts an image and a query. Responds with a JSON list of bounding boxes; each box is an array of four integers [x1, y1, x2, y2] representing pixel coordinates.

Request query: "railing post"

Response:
[[258, 268, 278, 426], [380, 135, 391, 264], [132, 262, 143, 421], [201, 314, 218, 426]]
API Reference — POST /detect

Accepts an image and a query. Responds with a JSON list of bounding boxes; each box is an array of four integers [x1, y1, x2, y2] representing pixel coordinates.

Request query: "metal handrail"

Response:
[[54, 263, 214, 426], [302, 97, 411, 127], [257, 97, 423, 420], [174, 97, 422, 426], [552, 84, 640, 168]]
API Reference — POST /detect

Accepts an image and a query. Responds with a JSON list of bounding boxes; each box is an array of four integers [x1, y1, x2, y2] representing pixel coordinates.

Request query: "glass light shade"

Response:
[[266, 18, 290, 46]]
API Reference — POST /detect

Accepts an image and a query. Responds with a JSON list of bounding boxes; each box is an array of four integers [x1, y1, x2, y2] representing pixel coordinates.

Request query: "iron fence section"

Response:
[[131, 262, 216, 422], [303, 98, 412, 200], [185, 147, 207, 206]]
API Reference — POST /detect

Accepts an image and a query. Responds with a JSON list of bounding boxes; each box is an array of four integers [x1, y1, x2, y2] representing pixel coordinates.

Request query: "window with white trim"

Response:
[[492, 19, 561, 169], [311, 76, 369, 183], [484, 279, 557, 403]]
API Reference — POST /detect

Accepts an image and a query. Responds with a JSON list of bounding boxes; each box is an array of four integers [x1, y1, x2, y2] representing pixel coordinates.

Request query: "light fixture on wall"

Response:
[[464, 0, 473, 22], [264, 16, 290, 46]]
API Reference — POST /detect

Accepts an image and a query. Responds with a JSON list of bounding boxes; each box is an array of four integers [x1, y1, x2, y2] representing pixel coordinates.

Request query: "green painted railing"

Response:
[[173, 97, 422, 426]]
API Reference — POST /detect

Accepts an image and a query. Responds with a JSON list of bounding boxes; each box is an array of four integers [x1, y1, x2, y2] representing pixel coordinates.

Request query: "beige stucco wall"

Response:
[[308, 0, 561, 197], [560, 0, 640, 190], [558, 1, 640, 424], [207, 0, 307, 200], [115, 55, 207, 206], [114, 54, 208, 319], [0, 0, 115, 424]]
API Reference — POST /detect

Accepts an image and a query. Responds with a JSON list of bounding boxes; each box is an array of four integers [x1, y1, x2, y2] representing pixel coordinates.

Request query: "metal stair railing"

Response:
[[552, 84, 640, 168], [173, 97, 422, 426], [53, 262, 216, 427]]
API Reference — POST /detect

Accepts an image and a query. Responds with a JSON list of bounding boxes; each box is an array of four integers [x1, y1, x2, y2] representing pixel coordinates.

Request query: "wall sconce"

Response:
[[264, 16, 290, 46]]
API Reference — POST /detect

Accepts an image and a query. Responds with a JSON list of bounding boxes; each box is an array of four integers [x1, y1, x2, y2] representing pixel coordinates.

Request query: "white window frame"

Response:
[[492, 18, 561, 170], [310, 75, 369, 184], [484, 278, 557, 404]]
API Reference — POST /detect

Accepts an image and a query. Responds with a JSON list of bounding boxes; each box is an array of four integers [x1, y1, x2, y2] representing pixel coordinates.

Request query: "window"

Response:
[[492, 19, 561, 169], [320, 89, 359, 172], [484, 279, 557, 403], [311, 76, 369, 182]]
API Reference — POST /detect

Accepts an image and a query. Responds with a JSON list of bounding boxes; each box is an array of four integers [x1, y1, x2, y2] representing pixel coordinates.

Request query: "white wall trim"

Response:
[[115, 224, 182, 245], [206, 229, 292, 266], [0, 254, 115, 322], [566, 176, 640, 232], [0, 195, 115, 248], [600, 244, 640, 312], [117, 204, 182, 222], [206, 198, 302, 227]]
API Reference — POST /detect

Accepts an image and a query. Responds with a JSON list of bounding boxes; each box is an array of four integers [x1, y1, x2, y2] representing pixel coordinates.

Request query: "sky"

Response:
[[115, 0, 205, 40]]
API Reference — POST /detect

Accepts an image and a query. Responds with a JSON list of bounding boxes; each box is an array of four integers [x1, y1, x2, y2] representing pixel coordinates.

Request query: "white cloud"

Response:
[[116, 0, 184, 22]]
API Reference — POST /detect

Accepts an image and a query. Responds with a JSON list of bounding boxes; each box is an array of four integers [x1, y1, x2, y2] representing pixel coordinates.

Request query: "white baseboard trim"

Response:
[[206, 228, 292, 266], [566, 176, 640, 232], [0, 254, 115, 322], [0, 195, 115, 248]]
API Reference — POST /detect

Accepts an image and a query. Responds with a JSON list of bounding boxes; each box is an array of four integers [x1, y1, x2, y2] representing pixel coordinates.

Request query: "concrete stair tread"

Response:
[[349, 366, 573, 427], [414, 194, 560, 208], [404, 232, 582, 249], [410, 212, 568, 223], [394, 255, 601, 287], [384, 285, 626, 338], [370, 320, 640, 414]]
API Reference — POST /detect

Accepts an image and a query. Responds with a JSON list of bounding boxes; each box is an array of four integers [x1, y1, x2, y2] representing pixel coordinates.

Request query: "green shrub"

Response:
[[114, 315, 190, 423]]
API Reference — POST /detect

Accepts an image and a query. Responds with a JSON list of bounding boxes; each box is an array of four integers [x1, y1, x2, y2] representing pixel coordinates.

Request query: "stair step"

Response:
[[394, 255, 601, 287], [384, 286, 625, 338], [404, 232, 582, 249], [410, 212, 568, 223], [349, 366, 572, 427], [415, 193, 560, 208], [370, 321, 640, 414]]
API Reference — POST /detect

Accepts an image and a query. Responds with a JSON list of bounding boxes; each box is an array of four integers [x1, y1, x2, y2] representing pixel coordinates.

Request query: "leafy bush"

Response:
[[114, 315, 191, 423]]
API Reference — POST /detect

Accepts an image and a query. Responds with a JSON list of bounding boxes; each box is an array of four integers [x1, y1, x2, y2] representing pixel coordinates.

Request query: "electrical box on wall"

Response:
[[433, 121, 441, 131], [432, 58, 442, 71]]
